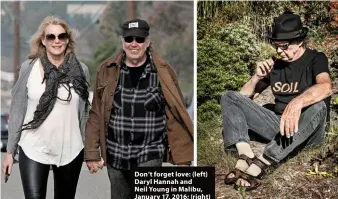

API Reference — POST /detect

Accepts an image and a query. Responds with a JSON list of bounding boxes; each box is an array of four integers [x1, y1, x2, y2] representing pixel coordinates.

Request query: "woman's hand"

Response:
[[2, 152, 14, 181]]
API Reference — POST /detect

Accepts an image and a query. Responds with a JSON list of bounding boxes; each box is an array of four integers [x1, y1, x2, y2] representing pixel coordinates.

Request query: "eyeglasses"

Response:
[[124, 36, 146, 43], [271, 42, 290, 50], [45, 33, 68, 42]]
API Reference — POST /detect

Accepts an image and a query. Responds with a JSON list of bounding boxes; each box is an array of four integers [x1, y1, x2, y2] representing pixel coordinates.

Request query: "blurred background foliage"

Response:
[[1, 1, 194, 104], [83, 1, 194, 100], [197, 1, 338, 164]]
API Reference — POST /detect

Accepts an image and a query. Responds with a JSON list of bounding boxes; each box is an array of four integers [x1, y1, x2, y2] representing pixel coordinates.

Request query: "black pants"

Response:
[[19, 147, 84, 199]]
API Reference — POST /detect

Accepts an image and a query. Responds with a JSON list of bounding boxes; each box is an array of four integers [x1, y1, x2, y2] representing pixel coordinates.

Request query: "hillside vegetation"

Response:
[[197, 2, 338, 198]]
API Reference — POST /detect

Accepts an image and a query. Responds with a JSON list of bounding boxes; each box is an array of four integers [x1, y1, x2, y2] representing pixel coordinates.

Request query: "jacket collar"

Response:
[[105, 49, 167, 69], [105, 49, 123, 68]]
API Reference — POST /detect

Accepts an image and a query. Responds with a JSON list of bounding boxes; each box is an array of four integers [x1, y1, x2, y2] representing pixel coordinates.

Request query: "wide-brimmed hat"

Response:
[[267, 12, 308, 41], [122, 19, 150, 38]]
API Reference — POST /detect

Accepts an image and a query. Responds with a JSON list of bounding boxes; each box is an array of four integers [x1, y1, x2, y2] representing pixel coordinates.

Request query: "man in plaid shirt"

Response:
[[84, 19, 194, 199], [107, 50, 167, 170]]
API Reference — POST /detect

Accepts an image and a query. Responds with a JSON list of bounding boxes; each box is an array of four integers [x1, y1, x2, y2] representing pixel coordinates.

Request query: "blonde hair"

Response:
[[28, 16, 76, 59]]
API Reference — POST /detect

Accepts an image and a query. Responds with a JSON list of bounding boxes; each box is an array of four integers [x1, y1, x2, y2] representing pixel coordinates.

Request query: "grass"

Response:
[[197, 116, 234, 169]]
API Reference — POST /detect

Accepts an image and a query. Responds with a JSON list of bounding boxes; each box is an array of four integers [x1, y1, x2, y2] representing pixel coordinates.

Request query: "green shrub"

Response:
[[198, 1, 331, 42], [197, 100, 222, 121], [197, 24, 260, 121]]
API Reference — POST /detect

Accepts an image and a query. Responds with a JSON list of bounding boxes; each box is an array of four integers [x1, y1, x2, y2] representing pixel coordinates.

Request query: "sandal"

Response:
[[234, 172, 263, 191], [224, 154, 254, 185], [233, 157, 269, 191]]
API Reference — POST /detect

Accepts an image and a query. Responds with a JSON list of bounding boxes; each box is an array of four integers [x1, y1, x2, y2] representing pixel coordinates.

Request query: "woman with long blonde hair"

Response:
[[2, 16, 90, 199]]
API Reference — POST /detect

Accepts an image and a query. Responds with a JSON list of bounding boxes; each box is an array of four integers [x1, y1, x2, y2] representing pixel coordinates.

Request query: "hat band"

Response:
[[273, 29, 304, 39], [123, 29, 149, 37]]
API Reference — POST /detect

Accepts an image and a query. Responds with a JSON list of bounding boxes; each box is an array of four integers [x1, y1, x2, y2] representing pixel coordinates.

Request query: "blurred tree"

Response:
[[86, 1, 194, 94], [81, 36, 119, 88], [1, 1, 107, 73], [98, 2, 128, 37]]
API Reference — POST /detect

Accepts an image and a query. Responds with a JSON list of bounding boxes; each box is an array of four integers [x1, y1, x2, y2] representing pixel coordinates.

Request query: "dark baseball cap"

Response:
[[122, 19, 150, 37]]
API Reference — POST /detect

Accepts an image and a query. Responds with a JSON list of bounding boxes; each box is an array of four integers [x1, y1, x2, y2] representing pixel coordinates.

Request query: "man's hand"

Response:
[[255, 59, 274, 80], [280, 99, 303, 138], [86, 158, 104, 174]]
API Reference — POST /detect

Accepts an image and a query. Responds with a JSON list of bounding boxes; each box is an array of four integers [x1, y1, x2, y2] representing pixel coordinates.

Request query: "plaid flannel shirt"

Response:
[[106, 53, 167, 170]]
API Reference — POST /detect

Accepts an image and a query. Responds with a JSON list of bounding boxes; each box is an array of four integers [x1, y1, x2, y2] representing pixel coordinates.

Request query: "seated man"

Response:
[[221, 11, 333, 191]]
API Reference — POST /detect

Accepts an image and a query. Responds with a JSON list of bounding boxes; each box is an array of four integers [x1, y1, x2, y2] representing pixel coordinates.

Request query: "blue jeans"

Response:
[[221, 91, 326, 163]]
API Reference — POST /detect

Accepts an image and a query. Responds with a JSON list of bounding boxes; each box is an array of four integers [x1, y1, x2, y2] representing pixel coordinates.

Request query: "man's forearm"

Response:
[[294, 83, 332, 108], [240, 75, 261, 97]]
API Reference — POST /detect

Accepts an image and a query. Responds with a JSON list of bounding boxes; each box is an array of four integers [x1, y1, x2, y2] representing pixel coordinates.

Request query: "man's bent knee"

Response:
[[310, 101, 327, 114], [221, 91, 244, 104]]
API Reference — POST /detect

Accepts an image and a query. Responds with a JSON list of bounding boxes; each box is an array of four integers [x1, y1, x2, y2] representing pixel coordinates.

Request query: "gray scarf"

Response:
[[21, 51, 89, 131]]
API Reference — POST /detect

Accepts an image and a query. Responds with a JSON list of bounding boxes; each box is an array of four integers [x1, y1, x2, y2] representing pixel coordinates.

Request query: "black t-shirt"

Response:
[[127, 57, 148, 88], [262, 48, 329, 114]]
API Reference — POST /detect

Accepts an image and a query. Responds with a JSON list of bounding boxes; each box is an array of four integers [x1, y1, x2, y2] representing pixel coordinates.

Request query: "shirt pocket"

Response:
[[144, 87, 164, 112], [112, 85, 122, 113]]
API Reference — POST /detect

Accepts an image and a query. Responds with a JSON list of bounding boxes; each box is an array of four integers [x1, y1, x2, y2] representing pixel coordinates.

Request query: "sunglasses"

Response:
[[45, 33, 68, 42], [271, 42, 290, 50], [124, 36, 146, 43]]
